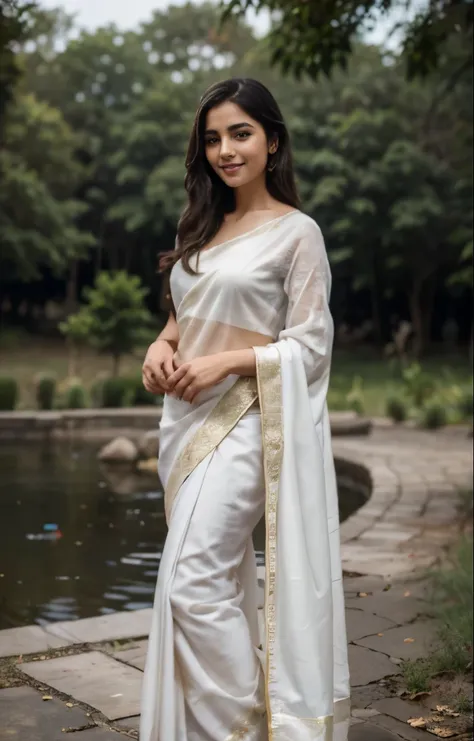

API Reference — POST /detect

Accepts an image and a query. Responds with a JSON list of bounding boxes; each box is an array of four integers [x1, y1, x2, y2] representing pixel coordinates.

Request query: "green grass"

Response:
[[330, 347, 472, 417], [0, 336, 471, 413], [402, 529, 473, 703]]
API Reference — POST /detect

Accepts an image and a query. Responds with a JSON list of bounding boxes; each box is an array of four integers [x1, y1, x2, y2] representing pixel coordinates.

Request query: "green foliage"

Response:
[[124, 374, 160, 406], [458, 389, 473, 421], [100, 377, 131, 408], [35, 372, 56, 410], [0, 376, 19, 410], [386, 394, 408, 423], [67, 271, 153, 376], [401, 363, 436, 408], [420, 399, 448, 429], [62, 378, 87, 409], [222, 0, 472, 82], [345, 376, 365, 416]]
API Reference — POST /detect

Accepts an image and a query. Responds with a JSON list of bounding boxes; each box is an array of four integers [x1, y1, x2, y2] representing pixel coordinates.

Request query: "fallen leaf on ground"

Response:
[[408, 717, 428, 728], [408, 690, 431, 701], [42, 695, 53, 701], [404, 637, 415, 643], [65, 702, 74, 708], [377, 633, 384, 637], [427, 728, 456, 738], [358, 592, 368, 598], [404, 590, 411, 597], [436, 705, 460, 718]]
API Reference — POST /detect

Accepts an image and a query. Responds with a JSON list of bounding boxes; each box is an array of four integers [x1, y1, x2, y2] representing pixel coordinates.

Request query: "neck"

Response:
[[233, 175, 273, 217]]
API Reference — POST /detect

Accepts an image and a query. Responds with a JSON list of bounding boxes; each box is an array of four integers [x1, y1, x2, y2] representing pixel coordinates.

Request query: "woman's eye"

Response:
[[235, 131, 250, 139], [205, 138, 218, 146]]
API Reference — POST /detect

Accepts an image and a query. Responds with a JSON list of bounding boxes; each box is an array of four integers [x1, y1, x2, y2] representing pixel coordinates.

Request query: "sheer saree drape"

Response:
[[140, 212, 350, 741]]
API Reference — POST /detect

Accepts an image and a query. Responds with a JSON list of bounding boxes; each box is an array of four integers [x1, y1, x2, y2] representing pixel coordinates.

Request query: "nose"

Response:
[[219, 136, 235, 160]]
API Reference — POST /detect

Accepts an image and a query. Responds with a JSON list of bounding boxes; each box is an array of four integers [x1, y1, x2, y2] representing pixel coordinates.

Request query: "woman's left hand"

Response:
[[167, 353, 231, 403]]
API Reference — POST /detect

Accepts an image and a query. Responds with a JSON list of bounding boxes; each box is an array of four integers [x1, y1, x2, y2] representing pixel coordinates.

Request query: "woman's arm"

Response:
[[221, 348, 257, 377], [156, 311, 179, 349]]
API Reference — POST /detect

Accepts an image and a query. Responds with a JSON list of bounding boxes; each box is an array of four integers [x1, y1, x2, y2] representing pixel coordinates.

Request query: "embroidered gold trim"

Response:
[[164, 377, 258, 521], [254, 348, 283, 741], [225, 703, 266, 741]]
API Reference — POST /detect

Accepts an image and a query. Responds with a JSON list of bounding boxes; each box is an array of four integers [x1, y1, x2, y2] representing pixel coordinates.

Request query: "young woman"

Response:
[[140, 78, 350, 741]]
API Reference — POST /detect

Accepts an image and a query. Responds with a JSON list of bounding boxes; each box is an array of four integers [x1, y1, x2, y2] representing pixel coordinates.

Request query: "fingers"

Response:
[[142, 362, 167, 394], [162, 354, 175, 379], [167, 363, 189, 390]]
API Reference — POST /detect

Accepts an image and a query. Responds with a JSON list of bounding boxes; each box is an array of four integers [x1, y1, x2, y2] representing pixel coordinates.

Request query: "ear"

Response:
[[268, 137, 279, 155]]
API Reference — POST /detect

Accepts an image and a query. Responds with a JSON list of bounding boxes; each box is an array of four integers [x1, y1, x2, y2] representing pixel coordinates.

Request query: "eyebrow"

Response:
[[204, 122, 255, 135]]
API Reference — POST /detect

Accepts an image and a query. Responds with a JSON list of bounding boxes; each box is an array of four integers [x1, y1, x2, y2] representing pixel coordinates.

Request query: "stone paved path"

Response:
[[0, 422, 472, 740]]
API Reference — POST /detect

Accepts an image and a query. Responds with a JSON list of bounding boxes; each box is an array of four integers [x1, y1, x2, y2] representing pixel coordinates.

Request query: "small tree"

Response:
[[59, 310, 92, 377], [63, 271, 153, 376]]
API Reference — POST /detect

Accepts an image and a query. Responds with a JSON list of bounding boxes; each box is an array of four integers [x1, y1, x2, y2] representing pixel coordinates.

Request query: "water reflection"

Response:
[[0, 440, 365, 629]]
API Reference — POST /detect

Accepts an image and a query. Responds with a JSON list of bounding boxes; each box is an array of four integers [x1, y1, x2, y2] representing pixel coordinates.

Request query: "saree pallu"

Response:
[[140, 212, 350, 740]]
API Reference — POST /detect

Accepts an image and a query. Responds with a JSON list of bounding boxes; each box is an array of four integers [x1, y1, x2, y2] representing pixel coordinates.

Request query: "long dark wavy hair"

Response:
[[160, 78, 300, 275]]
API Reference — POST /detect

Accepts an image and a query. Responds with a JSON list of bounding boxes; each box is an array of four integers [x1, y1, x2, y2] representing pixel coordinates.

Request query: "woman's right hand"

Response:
[[142, 339, 176, 394]]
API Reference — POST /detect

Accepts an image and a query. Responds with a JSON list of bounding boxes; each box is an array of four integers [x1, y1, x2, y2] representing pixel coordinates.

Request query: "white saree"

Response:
[[140, 211, 350, 741]]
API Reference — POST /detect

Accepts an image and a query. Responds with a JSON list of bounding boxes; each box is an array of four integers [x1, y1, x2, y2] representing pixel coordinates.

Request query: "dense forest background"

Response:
[[1, 0, 472, 357]]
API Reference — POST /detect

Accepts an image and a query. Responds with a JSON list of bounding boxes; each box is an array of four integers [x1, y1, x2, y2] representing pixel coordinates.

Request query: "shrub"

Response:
[[35, 373, 56, 410], [63, 379, 87, 409], [101, 377, 131, 408], [125, 374, 159, 406], [386, 394, 408, 423], [402, 362, 436, 408], [420, 399, 448, 429], [458, 388, 473, 421], [0, 376, 18, 410], [346, 376, 365, 416]]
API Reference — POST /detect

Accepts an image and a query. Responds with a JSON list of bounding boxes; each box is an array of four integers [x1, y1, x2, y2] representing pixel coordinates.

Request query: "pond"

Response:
[[0, 441, 368, 629]]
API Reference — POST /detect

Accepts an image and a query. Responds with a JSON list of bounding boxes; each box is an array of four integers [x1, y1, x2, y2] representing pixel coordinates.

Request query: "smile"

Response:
[[221, 163, 244, 173]]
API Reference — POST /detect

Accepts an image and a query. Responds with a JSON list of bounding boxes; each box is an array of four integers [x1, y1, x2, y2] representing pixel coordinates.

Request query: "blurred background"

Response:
[[0, 0, 472, 628]]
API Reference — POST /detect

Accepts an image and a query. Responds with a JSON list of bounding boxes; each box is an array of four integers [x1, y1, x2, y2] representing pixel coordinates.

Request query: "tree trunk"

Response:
[[408, 274, 436, 358], [112, 354, 121, 377], [65, 261, 78, 315], [369, 258, 383, 347]]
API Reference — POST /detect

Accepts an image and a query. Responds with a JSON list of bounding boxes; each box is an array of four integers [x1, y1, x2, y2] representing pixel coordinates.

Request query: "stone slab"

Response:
[[346, 609, 396, 642], [345, 588, 429, 625], [116, 716, 140, 731], [70, 731, 128, 740], [371, 697, 430, 723], [354, 621, 438, 661], [0, 625, 72, 658], [369, 712, 429, 740], [348, 645, 400, 687], [20, 651, 143, 720], [349, 723, 399, 740], [111, 640, 148, 671], [0, 685, 91, 741], [45, 608, 152, 645]]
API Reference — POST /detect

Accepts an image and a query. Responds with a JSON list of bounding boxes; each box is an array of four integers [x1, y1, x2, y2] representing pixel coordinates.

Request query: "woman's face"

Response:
[[204, 101, 276, 188]]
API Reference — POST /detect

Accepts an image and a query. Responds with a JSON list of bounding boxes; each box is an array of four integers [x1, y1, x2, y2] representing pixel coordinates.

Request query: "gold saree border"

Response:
[[164, 377, 258, 522], [256, 347, 351, 740], [254, 348, 283, 741]]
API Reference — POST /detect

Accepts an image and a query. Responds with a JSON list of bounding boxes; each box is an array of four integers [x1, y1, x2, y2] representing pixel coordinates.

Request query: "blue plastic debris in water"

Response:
[[43, 523, 59, 531]]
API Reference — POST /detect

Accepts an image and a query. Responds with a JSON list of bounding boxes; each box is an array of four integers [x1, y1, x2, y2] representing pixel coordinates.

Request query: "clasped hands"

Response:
[[142, 339, 230, 404]]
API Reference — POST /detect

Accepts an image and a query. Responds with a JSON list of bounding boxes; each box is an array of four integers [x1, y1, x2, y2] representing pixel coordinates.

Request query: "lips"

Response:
[[221, 164, 243, 173]]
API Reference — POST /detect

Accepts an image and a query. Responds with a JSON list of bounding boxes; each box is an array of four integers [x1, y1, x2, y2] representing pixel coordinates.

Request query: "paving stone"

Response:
[[0, 685, 91, 741], [45, 608, 152, 644], [343, 575, 388, 595], [345, 587, 429, 625], [372, 697, 430, 723], [68, 731, 126, 740], [0, 625, 72, 658], [348, 721, 399, 740], [354, 621, 438, 661], [346, 609, 396, 642], [348, 645, 400, 687], [20, 651, 143, 720], [351, 707, 380, 719], [368, 712, 429, 740], [111, 640, 148, 671], [116, 716, 140, 731]]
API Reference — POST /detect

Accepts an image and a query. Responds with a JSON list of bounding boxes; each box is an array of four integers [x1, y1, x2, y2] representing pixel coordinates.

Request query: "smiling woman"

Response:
[[140, 78, 350, 741]]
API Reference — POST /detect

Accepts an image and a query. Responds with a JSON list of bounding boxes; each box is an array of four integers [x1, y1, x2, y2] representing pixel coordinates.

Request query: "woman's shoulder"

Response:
[[289, 210, 323, 237]]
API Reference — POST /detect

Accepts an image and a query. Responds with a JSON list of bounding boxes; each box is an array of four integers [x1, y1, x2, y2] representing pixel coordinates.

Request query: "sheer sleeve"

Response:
[[278, 219, 334, 384]]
